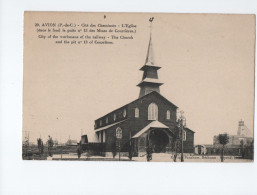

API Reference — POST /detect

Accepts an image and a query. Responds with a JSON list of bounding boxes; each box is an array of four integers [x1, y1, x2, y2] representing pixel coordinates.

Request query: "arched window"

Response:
[[166, 110, 170, 120], [123, 109, 127, 118], [135, 108, 139, 118], [148, 103, 158, 120]]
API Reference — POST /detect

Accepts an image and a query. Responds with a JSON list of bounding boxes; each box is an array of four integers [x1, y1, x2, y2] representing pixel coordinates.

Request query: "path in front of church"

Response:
[[49, 153, 252, 162]]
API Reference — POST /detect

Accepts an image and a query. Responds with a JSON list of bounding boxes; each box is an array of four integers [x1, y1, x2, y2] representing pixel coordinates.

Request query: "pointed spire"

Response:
[[145, 36, 155, 65], [145, 17, 155, 66], [138, 17, 163, 98]]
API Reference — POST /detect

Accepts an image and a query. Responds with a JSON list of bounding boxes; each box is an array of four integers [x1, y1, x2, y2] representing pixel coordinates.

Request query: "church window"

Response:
[[148, 103, 158, 120], [106, 117, 108, 124], [123, 109, 127, 118], [113, 113, 116, 121], [135, 107, 139, 118], [166, 110, 170, 120], [103, 131, 106, 142]]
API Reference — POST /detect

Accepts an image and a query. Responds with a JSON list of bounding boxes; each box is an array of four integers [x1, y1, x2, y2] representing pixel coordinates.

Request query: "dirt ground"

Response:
[[47, 153, 253, 162]]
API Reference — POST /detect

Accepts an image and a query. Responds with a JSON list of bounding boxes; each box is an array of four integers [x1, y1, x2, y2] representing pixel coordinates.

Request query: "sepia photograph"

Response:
[[23, 12, 255, 162], [1, 0, 257, 194]]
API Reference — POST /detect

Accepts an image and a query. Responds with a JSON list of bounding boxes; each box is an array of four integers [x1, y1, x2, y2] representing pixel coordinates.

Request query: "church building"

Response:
[[92, 20, 195, 157]]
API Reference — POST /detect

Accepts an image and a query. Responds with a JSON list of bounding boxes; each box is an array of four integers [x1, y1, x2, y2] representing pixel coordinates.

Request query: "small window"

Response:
[[123, 109, 127, 117], [113, 113, 116, 121], [106, 117, 108, 124], [103, 131, 106, 142], [166, 110, 170, 120], [100, 120, 102, 126], [183, 131, 186, 141], [135, 108, 139, 118]]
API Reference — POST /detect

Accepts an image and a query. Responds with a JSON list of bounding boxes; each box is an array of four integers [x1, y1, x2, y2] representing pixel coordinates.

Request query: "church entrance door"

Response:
[[149, 129, 170, 153]]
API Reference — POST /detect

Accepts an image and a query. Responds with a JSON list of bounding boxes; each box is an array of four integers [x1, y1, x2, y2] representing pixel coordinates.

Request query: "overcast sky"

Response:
[[23, 12, 255, 144]]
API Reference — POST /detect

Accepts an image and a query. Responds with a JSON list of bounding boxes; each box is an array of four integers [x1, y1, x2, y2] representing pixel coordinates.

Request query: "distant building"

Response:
[[53, 139, 59, 146], [194, 145, 207, 155], [81, 135, 88, 144], [203, 120, 254, 158], [213, 120, 253, 146], [66, 139, 78, 146]]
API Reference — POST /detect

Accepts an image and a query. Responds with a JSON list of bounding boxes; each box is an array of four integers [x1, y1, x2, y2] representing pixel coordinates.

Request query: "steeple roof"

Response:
[[139, 18, 161, 71], [145, 35, 155, 66], [138, 17, 163, 98], [137, 78, 163, 87]]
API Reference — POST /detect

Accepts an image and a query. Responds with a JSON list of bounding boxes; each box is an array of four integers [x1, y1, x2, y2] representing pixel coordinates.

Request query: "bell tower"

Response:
[[137, 17, 163, 98], [237, 119, 251, 137]]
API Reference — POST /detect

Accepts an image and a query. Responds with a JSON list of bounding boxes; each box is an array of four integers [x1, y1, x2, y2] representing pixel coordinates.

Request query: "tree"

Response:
[[77, 141, 82, 159], [24, 136, 29, 157], [172, 123, 181, 162], [47, 135, 54, 157], [217, 133, 229, 162], [111, 139, 117, 158], [146, 131, 153, 162], [172, 138, 180, 162], [173, 111, 186, 162], [146, 145, 153, 162], [41, 142, 44, 156], [128, 140, 133, 161], [37, 138, 44, 157], [242, 140, 254, 160]]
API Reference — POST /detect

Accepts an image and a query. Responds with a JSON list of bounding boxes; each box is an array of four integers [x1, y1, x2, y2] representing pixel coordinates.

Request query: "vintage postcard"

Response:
[[23, 12, 255, 162]]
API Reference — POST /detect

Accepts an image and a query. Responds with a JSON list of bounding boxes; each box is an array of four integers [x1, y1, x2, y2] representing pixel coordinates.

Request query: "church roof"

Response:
[[144, 91, 178, 108], [137, 78, 163, 86], [95, 119, 128, 132], [124, 91, 178, 110], [184, 127, 195, 133], [139, 64, 161, 71], [132, 120, 174, 138]]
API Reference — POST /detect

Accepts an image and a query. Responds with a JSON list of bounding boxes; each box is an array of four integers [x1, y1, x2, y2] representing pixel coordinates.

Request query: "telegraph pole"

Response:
[[180, 111, 184, 162], [119, 140, 120, 161], [181, 119, 184, 162], [116, 127, 122, 161]]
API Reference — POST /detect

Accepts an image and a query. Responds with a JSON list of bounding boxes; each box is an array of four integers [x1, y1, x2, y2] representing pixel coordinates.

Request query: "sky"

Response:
[[23, 12, 255, 144]]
